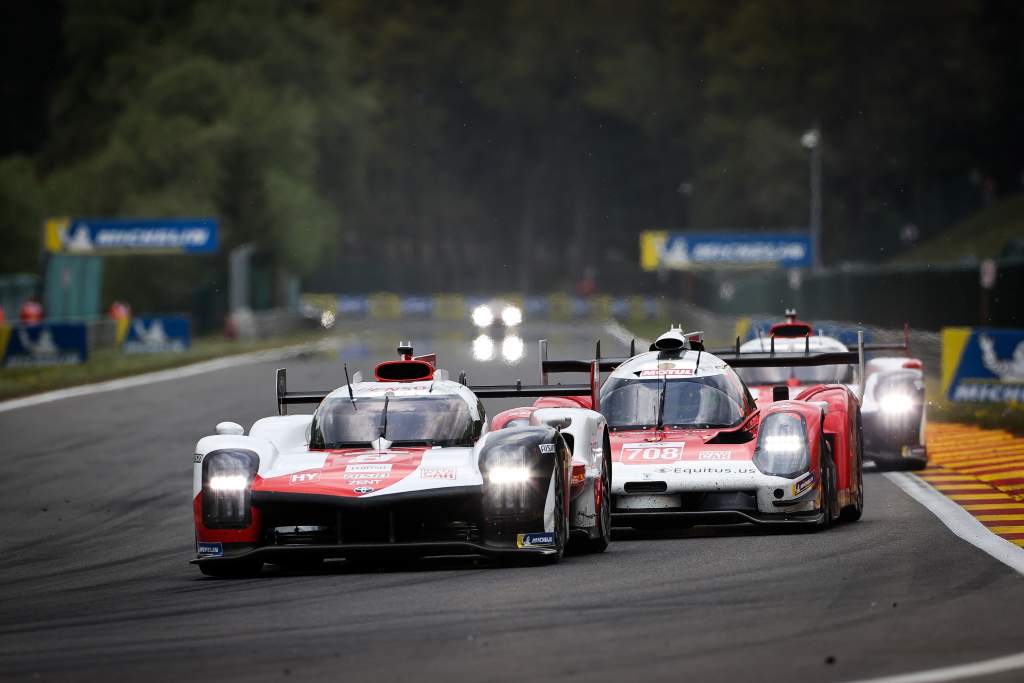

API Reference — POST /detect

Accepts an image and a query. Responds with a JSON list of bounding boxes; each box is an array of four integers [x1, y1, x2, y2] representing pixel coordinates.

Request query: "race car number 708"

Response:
[[620, 442, 686, 462]]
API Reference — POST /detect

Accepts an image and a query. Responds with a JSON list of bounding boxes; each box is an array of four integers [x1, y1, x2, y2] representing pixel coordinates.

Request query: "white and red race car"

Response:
[[534, 327, 866, 530], [736, 311, 927, 470], [191, 343, 611, 577]]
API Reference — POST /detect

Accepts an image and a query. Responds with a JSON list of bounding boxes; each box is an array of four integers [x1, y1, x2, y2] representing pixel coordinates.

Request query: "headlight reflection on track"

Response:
[[471, 334, 525, 364]]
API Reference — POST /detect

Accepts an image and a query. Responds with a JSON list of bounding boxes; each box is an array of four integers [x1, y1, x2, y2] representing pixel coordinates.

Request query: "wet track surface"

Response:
[[2, 321, 1024, 682]]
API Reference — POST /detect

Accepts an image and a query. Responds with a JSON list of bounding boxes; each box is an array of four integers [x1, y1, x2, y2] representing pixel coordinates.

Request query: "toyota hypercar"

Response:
[[192, 343, 611, 577]]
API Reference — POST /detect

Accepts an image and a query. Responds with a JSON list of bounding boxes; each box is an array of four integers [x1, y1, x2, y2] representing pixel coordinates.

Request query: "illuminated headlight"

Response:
[[501, 335, 525, 362], [754, 413, 809, 479], [471, 305, 494, 327], [500, 305, 522, 327], [878, 393, 913, 414], [202, 450, 258, 528], [488, 465, 531, 484], [208, 474, 249, 491]]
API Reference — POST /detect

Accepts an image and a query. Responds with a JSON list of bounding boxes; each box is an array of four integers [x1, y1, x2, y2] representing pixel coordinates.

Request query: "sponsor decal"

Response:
[[792, 472, 817, 496], [538, 443, 556, 454], [193, 454, 203, 463], [698, 450, 732, 460], [290, 472, 320, 484], [943, 327, 1024, 404], [654, 465, 757, 475], [2, 323, 89, 368], [344, 463, 393, 474], [517, 532, 556, 548], [420, 466, 457, 480], [122, 316, 191, 354], [902, 445, 927, 459], [354, 486, 374, 494], [639, 368, 694, 376], [197, 541, 224, 558], [619, 442, 685, 463]]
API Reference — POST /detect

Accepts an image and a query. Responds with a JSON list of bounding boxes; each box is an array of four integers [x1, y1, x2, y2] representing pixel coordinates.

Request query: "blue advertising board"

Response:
[[943, 327, 1024, 403], [1, 323, 88, 367], [122, 316, 191, 354], [45, 217, 218, 254], [641, 231, 813, 270]]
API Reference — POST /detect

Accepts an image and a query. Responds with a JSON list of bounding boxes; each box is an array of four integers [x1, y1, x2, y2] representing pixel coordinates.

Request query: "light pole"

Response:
[[801, 128, 822, 271]]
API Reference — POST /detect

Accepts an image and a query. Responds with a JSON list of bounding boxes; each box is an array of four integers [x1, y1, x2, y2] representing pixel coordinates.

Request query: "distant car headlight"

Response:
[[500, 305, 522, 327], [202, 450, 258, 528], [472, 305, 494, 327], [754, 412, 809, 479], [878, 392, 914, 414]]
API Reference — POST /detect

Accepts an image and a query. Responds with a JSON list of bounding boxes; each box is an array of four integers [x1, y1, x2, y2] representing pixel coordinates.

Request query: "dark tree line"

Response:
[[2, 0, 1021, 306]]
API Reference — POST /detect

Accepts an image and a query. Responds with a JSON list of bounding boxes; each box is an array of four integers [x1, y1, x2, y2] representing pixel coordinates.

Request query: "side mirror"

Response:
[[772, 386, 789, 402], [215, 421, 245, 436], [545, 416, 572, 430]]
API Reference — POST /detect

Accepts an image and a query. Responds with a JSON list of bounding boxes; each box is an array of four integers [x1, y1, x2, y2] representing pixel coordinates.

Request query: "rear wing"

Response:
[[276, 368, 331, 415], [540, 332, 868, 396], [275, 363, 604, 415]]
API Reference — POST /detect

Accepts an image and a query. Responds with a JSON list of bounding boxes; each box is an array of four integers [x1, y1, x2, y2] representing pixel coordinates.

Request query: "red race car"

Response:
[[527, 326, 865, 530]]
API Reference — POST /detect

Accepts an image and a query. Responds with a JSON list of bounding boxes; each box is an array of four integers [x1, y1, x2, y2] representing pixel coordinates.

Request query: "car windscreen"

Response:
[[735, 364, 851, 385], [600, 375, 747, 430], [310, 395, 478, 448]]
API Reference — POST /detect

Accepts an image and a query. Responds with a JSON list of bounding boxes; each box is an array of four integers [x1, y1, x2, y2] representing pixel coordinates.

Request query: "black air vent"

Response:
[[624, 481, 668, 493]]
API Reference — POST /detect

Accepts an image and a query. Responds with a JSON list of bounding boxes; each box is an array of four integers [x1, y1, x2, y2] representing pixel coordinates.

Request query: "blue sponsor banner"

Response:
[[641, 230, 813, 270], [943, 327, 1024, 403], [337, 295, 369, 317], [1, 323, 88, 367], [524, 296, 548, 317], [45, 217, 218, 254], [400, 296, 434, 317], [123, 316, 191, 354]]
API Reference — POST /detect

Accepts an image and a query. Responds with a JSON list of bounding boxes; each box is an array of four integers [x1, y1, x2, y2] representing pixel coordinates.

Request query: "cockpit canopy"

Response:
[[310, 394, 481, 449], [600, 370, 752, 430]]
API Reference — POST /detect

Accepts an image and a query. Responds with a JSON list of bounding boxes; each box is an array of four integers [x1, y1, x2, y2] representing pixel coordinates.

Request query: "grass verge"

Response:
[[0, 330, 328, 402]]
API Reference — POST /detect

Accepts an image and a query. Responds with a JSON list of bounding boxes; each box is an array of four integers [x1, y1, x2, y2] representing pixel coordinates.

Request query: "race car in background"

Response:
[[192, 343, 611, 577], [536, 327, 865, 530], [736, 311, 927, 470], [470, 300, 523, 329]]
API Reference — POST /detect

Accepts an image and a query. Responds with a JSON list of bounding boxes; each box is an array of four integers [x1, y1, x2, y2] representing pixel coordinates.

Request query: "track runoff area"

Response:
[[4, 321, 1024, 682]]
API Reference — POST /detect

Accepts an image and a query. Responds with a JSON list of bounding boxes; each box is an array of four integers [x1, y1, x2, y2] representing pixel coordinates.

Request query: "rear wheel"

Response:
[[585, 433, 612, 553], [199, 558, 263, 579]]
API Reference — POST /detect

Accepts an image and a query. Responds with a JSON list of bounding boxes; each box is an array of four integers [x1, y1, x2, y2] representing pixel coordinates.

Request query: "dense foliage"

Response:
[[2, 0, 1022, 300]]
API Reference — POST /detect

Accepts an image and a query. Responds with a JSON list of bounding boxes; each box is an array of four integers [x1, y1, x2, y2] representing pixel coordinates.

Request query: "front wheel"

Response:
[[585, 434, 612, 553], [840, 415, 865, 522]]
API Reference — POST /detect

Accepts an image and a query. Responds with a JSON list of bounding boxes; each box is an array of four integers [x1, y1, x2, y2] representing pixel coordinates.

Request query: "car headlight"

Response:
[[471, 305, 494, 327], [202, 450, 259, 528], [754, 412, 809, 479], [878, 392, 913, 414], [500, 305, 523, 327], [488, 465, 531, 484]]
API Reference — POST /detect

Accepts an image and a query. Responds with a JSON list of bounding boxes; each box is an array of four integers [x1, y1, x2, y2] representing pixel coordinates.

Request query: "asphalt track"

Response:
[[2, 321, 1024, 683]]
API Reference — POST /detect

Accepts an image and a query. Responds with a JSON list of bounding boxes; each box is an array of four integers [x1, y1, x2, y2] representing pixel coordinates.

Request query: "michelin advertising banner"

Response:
[[0, 323, 89, 368], [44, 217, 218, 254], [120, 316, 191, 354], [943, 327, 1024, 403], [640, 231, 813, 271]]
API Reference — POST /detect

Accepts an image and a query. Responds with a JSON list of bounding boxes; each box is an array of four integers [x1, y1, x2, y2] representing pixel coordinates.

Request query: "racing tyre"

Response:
[[199, 558, 263, 579], [546, 456, 569, 563], [585, 432, 612, 553], [840, 414, 865, 522]]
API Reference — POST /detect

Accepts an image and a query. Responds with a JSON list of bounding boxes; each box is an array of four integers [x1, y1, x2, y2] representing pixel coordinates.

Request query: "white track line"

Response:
[[842, 650, 1024, 683], [0, 339, 336, 414], [884, 471, 1024, 575]]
